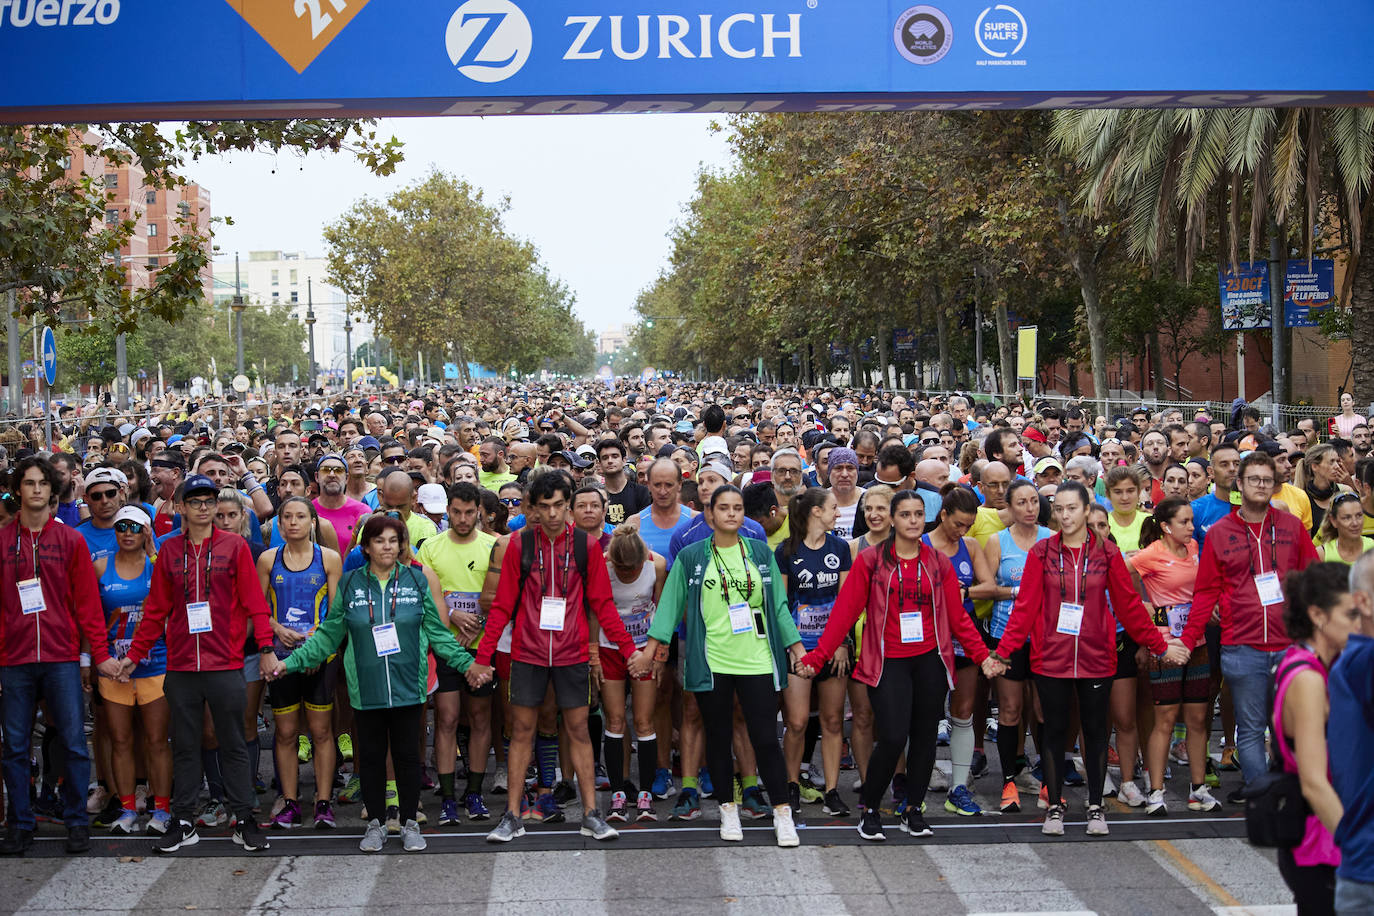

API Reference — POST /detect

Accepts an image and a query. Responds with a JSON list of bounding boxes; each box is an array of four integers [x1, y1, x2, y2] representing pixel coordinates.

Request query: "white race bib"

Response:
[[17, 578, 44, 615], [797, 601, 832, 637], [445, 592, 480, 615], [728, 601, 754, 635], [371, 622, 400, 657], [1254, 572, 1284, 606], [899, 611, 925, 643], [113, 638, 132, 660], [186, 601, 212, 634], [1056, 602, 1085, 636], [539, 596, 566, 632], [1166, 603, 1191, 638]]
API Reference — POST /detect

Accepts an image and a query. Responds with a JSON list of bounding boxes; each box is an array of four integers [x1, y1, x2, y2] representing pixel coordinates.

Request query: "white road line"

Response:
[[485, 850, 607, 916], [711, 845, 850, 914], [926, 844, 1091, 915], [13, 857, 173, 914], [1211, 908, 1296, 915], [248, 854, 385, 913]]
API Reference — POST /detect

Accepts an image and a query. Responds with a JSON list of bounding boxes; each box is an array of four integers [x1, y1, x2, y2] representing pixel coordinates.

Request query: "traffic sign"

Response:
[[40, 327, 56, 387]]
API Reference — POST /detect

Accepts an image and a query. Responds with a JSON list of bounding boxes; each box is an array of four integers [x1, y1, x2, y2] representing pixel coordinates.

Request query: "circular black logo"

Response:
[[894, 5, 953, 65]]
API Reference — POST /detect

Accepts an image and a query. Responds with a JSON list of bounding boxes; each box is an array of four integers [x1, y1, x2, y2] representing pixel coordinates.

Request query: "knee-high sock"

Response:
[[949, 716, 974, 789], [535, 732, 559, 789], [603, 732, 625, 792]]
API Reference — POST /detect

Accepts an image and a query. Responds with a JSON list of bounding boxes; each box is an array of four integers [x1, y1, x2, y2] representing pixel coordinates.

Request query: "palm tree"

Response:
[[1052, 107, 1374, 402]]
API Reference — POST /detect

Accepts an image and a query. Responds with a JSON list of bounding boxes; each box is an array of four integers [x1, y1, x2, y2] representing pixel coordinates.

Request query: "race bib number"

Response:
[[899, 611, 924, 643], [1166, 603, 1191, 638], [728, 601, 754, 635], [445, 592, 480, 615], [539, 597, 566, 632], [1056, 602, 1084, 636], [17, 578, 44, 615], [623, 605, 652, 642], [371, 622, 400, 657], [113, 638, 132, 660], [1254, 572, 1284, 606], [186, 601, 213, 635], [796, 601, 832, 637]]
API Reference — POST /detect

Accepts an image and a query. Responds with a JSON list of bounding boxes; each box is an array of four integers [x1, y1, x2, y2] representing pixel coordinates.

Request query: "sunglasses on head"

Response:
[[113, 520, 145, 533]]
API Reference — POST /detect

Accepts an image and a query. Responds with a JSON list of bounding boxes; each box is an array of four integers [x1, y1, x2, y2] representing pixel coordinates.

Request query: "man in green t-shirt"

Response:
[[478, 436, 518, 492]]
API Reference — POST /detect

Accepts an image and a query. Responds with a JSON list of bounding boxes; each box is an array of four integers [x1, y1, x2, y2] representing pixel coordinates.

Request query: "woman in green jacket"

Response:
[[632, 485, 806, 848], [266, 514, 473, 853]]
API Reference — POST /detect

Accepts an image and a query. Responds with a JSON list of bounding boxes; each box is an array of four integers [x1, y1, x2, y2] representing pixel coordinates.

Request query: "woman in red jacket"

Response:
[[992, 481, 1182, 838], [797, 490, 997, 842]]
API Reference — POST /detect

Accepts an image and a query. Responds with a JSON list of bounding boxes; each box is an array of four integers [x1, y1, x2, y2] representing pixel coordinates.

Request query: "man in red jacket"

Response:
[[1182, 451, 1318, 798], [466, 470, 637, 843], [121, 473, 274, 854], [0, 457, 122, 856]]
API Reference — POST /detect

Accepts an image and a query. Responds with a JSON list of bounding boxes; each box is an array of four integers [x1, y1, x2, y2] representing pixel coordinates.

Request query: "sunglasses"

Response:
[[107, 443, 130, 455], [87, 488, 120, 503], [499, 497, 522, 507], [113, 520, 145, 533], [383, 455, 406, 465]]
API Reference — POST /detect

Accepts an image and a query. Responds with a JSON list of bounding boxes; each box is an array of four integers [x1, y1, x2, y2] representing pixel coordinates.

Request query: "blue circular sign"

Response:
[[40, 327, 56, 387]]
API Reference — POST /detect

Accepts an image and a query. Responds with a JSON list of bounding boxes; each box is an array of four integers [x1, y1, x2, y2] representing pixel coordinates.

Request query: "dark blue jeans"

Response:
[[1, 662, 90, 830]]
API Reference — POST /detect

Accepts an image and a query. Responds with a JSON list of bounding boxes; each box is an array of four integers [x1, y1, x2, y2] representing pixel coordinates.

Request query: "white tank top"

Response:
[[601, 560, 656, 648]]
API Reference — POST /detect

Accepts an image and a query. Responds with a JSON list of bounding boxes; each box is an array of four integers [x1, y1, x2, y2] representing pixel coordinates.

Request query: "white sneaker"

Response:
[[773, 805, 799, 848], [1086, 804, 1110, 836], [718, 802, 743, 842], [1188, 785, 1222, 812], [493, 764, 508, 794], [1117, 780, 1146, 808], [927, 765, 950, 793], [1145, 788, 1168, 816]]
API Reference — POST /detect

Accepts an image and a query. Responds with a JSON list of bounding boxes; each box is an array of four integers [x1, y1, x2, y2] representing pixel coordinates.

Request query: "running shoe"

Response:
[[269, 794, 288, 820], [1062, 759, 1085, 787], [147, 809, 172, 835], [109, 807, 140, 835], [1204, 758, 1222, 788], [486, 810, 525, 843], [798, 782, 823, 805], [338, 775, 362, 805], [580, 809, 619, 841], [741, 785, 769, 819], [900, 807, 933, 838], [155, 819, 199, 853], [536, 792, 565, 824], [671, 787, 701, 820], [937, 719, 951, 746], [385, 806, 401, 834], [774, 805, 800, 847], [985, 720, 1000, 744], [298, 735, 312, 763], [1014, 764, 1041, 793], [86, 785, 109, 815], [999, 781, 1021, 813], [1107, 745, 1122, 769], [1117, 780, 1146, 808], [718, 802, 743, 841], [636, 790, 657, 821], [594, 763, 611, 791], [464, 792, 491, 821], [359, 819, 386, 852], [1218, 747, 1240, 771], [401, 819, 426, 852], [1188, 785, 1222, 812], [1170, 738, 1189, 765], [196, 800, 228, 828], [271, 799, 302, 829], [233, 823, 271, 851], [928, 766, 950, 793], [823, 789, 851, 817], [492, 763, 509, 795], [1041, 804, 1065, 837], [314, 800, 336, 829], [787, 783, 806, 828], [439, 799, 461, 826], [552, 780, 577, 806], [607, 791, 629, 822], [1145, 788, 1168, 816], [1085, 804, 1109, 836], [698, 767, 714, 798], [944, 785, 981, 817], [94, 794, 125, 828], [969, 749, 989, 780], [857, 809, 885, 841], [651, 767, 676, 799], [415, 805, 427, 826], [337, 733, 354, 762], [1038, 786, 1066, 810]]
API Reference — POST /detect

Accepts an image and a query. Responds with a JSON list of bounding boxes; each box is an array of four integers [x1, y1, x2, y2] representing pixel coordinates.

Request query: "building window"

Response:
[[105, 209, 119, 224], [177, 201, 190, 216], [147, 223, 158, 237], [272, 292, 280, 299], [148, 257, 160, 268], [145, 190, 156, 205], [289, 269, 298, 284], [271, 270, 279, 286], [103, 173, 117, 188], [290, 292, 299, 303]]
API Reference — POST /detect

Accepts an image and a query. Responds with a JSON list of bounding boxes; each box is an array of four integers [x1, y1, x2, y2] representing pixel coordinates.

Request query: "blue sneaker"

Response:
[[536, 792, 565, 824], [110, 807, 140, 834], [651, 767, 676, 799], [1063, 759, 1085, 787], [944, 785, 982, 816], [464, 792, 491, 821], [741, 785, 769, 819], [438, 799, 461, 826], [697, 767, 714, 798], [146, 809, 173, 835], [670, 787, 701, 820]]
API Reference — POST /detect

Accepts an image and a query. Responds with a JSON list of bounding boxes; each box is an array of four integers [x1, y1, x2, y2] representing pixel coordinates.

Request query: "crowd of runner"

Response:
[[0, 382, 1371, 909]]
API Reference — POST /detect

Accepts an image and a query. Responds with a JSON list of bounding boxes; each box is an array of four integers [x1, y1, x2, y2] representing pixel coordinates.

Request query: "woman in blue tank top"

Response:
[[924, 486, 1000, 816], [93, 506, 173, 834], [980, 480, 1052, 814]]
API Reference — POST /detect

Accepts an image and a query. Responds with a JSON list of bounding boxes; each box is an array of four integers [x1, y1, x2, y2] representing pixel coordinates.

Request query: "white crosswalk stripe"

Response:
[[13, 857, 172, 914], [925, 844, 1091, 915], [485, 849, 608, 916]]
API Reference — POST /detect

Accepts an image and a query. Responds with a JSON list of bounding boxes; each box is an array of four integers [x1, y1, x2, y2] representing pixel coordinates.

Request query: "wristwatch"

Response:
[[259, 645, 275, 655]]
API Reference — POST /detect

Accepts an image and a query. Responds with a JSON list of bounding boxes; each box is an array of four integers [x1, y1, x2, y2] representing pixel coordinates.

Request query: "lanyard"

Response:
[[537, 529, 573, 598], [1244, 512, 1278, 576], [183, 537, 213, 604], [15, 524, 41, 579], [710, 537, 754, 604], [1058, 541, 1087, 605], [893, 550, 924, 611], [366, 567, 401, 625]]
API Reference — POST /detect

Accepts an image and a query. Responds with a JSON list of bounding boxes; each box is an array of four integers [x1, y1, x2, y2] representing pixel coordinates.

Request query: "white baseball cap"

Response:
[[417, 483, 448, 514]]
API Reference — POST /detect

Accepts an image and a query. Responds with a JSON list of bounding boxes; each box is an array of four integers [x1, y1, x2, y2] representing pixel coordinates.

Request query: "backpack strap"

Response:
[[514, 529, 537, 624], [1271, 650, 1324, 773]]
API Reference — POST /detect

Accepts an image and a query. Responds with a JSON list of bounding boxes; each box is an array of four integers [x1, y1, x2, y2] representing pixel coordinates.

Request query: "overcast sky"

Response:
[[187, 115, 735, 337]]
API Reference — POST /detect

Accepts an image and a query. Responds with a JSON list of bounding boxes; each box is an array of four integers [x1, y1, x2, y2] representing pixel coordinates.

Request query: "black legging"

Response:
[[1276, 847, 1336, 916], [693, 674, 788, 806], [353, 704, 423, 823], [1034, 675, 1111, 808], [863, 652, 948, 812]]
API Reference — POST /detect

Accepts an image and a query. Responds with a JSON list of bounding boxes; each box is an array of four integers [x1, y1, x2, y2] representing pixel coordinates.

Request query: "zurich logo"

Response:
[[446, 0, 532, 83]]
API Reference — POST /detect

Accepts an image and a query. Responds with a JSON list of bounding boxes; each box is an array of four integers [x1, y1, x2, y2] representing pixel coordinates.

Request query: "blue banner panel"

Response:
[[0, 1, 1371, 121], [1219, 262, 1270, 331], [1283, 259, 1336, 328]]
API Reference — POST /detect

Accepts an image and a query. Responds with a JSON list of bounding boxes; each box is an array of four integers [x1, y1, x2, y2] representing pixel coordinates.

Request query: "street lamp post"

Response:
[[305, 278, 317, 393], [232, 252, 245, 376], [343, 302, 353, 392], [115, 331, 128, 410]]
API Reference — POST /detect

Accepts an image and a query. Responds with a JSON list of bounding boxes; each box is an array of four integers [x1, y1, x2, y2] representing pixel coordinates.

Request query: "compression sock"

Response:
[[603, 732, 625, 791], [120, 794, 136, 811], [637, 735, 659, 794], [535, 732, 559, 789], [202, 748, 225, 800], [438, 772, 456, 802], [741, 774, 759, 790], [949, 716, 975, 788], [997, 724, 1021, 784], [467, 770, 485, 797]]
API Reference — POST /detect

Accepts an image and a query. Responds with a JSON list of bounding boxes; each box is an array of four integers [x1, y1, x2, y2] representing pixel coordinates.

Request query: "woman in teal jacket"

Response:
[[634, 485, 805, 848], [267, 515, 472, 853]]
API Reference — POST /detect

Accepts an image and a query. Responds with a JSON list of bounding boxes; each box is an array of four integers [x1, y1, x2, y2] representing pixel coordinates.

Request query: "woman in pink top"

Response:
[[1332, 392, 1363, 439], [1127, 498, 1215, 816]]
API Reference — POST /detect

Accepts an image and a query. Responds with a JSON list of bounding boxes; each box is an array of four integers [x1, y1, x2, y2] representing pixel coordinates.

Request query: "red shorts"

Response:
[[493, 650, 512, 683], [598, 647, 650, 682]]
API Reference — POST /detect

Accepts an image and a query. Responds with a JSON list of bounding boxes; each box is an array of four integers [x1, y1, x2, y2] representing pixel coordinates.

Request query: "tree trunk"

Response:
[[1149, 331, 1166, 400], [1352, 208, 1374, 405], [877, 325, 891, 389], [1069, 249, 1110, 416], [994, 290, 1014, 400], [849, 337, 862, 389]]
